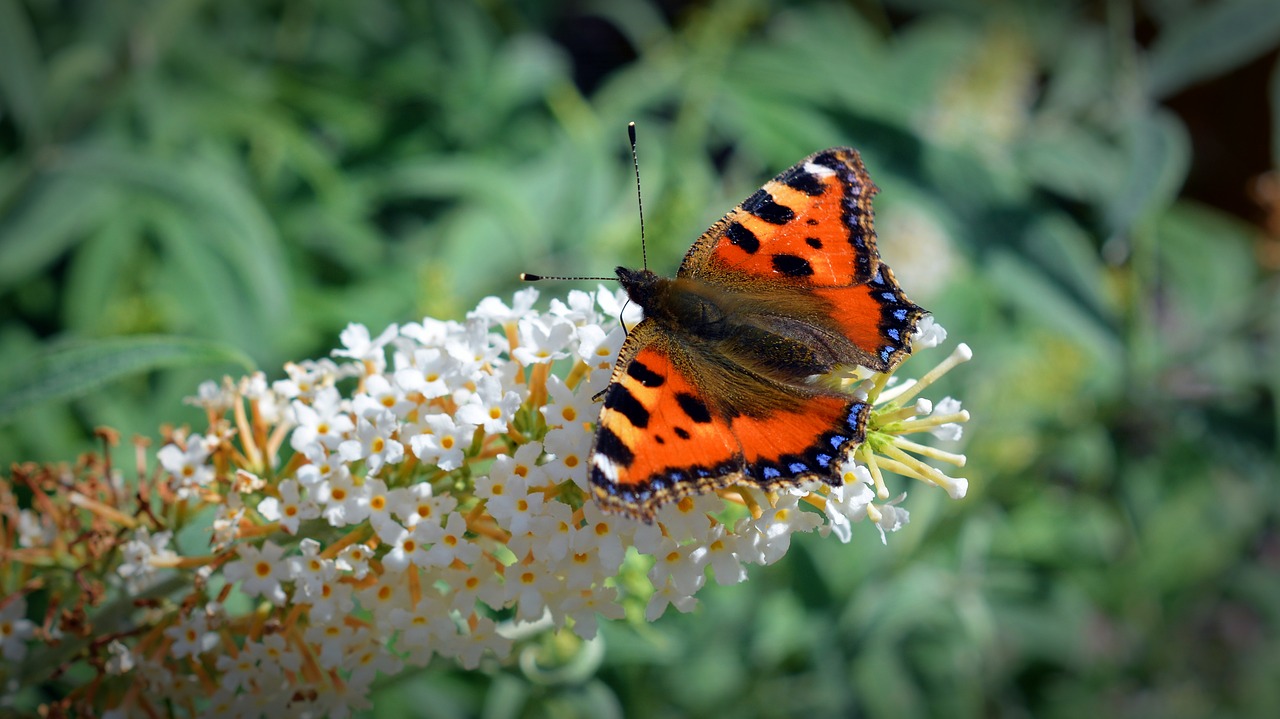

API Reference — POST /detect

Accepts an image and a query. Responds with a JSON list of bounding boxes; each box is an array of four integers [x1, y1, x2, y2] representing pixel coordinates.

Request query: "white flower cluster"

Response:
[[103, 287, 968, 714]]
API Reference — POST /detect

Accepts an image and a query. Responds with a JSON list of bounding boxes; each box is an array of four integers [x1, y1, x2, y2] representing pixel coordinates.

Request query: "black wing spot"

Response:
[[779, 166, 825, 196], [772, 254, 814, 277], [724, 221, 760, 254], [604, 384, 649, 429], [805, 237, 823, 249], [673, 427, 691, 440], [627, 359, 665, 387], [806, 218, 820, 226], [741, 190, 795, 225], [674, 392, 713, 424], [595, 426, 635, 467]]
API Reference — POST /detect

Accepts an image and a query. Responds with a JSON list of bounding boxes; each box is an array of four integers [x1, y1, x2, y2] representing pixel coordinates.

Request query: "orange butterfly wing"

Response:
[[590, 322, 746, 516]]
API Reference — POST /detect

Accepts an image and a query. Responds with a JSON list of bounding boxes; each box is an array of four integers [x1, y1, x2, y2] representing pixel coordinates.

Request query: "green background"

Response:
[[2, 0, 1278, 716]]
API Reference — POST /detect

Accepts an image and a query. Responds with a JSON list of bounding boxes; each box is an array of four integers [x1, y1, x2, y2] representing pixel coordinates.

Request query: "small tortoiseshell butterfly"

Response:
[[584, 146, 927, 521]]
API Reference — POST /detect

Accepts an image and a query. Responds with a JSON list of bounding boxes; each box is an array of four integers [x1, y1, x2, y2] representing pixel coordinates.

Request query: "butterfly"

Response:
[[587, 147, 927, 521]]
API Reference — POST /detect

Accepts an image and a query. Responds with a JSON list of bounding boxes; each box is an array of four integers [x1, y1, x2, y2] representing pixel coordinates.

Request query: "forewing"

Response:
[[678, 147, 880, 288]]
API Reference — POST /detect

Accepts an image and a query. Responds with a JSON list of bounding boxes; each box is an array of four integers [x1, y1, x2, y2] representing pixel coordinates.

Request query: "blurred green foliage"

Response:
[[2, 0, 1278, 717]]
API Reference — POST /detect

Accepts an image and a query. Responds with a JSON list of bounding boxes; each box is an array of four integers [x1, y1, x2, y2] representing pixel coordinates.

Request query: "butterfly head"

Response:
[[614, 266, 664, 313]]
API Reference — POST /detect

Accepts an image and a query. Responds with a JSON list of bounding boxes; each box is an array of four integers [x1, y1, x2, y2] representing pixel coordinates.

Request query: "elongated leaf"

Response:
[[1147, 0, 1280, 98], [1105, 110, 1191, 234], [0, 336, 254, 425], [55, 148, 291, 329], [0, 0, 45, 142], [0, 177, 111, 287]]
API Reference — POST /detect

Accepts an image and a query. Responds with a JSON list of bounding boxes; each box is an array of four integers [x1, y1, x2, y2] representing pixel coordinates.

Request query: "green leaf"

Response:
[[1018, 122, 1126, 204], [0, 336, 254, 426], [0, 0, 46, 142], [1106, 110, 1191, 234], [61, 210, 142, 333], [60, 149, 291, 328], [1147, 0, 1280, 98], [1152, 200, 1259, 378], [0, 177, 112, 287], [986, 249, 1123, 364]]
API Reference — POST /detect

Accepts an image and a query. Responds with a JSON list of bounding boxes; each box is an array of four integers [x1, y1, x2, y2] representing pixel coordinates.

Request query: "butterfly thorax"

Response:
[[615, 267, 731, 337], [615, 265, 850, 388]]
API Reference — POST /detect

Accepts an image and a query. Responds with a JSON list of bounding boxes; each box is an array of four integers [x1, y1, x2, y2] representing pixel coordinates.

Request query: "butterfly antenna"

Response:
[[519, 273, 613, 282], [628, 122, 648, 272]]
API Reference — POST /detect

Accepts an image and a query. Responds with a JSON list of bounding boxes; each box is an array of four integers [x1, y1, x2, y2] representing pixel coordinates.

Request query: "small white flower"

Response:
[[697, 524, 748, 585], [560, 587, 625, 640], [910, 315, 947, 349], [469, 288, 538, 326], [338, 408, 405, 476], [542, 423, 592, 488], [332, 322, 399, 366], [157, 439, 214, 491], [409, 412, 472, 471], [648, 537, 707, 596], [289, 388, 354, 452], [422, 511, 481, 567], [504, 564, 557, 622], [105, 640, 135, 675], [273, 359, 340, 400], [0, 596, 36, 662], [400, 316, 457, 347], [474, 452, 531, 519], [866, 495, 911, 545], [644, 577, 698, 622], [222, 541, 290, 605], [445, 317, 508, 370], [455, 615, 512, 671], [335, 543, 374, 580], [257, 479, 319, 535], [359, 478, 404, 543], [738, 494, 822, 565], [318, 467, 370, 527], [494, 490, 545, 538], [117, 527, 177, 591], [442, 564, 506, 615], [240, 372, 285, 424], [352, 374, 415, 419], [653, 494, 721, 542], [541, 374, 595, 430], [394, 348, 456, 399], [929, 396, 966, 441], [511, 315, 575, 365], [391, 482, 457, 528], [455, 374, 523, 434], [548, 289, 600, 325], [306, 576, 356, 625], [16, 508, 54, 548], [296, 445, 342, 487], [820, 465, 877, 543], [381, 524, 435, 572], [184, 379, 236, 413], [573, 503, 627, 573], [164, 610, 219, 659], [289, 539, 335, 599]]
